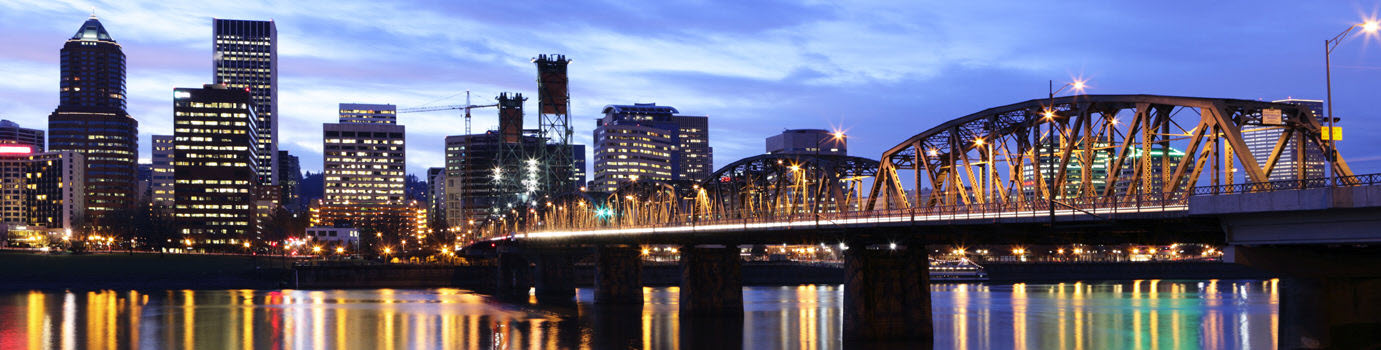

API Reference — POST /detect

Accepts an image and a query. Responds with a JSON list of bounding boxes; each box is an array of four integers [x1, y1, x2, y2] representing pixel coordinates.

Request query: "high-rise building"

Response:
[[172, 84, 260, 248], [443, 132, 553, 225], [322, 103, 405, 205], [1021, 139, 1113, 198], [427, 167, 446, 227], [1244, 99, 1327, 181], [766, 129, 847, 156], [0, 148, 32, 225], [25, 151, 86, 230], [151, 135, 175, 207], [0, 146, 85, 229], [213, 18, 278, 187], [278, 150, 302, 211], [48, 15, 139, 222], [0, 120, 45, 151], [570, 145, 587, 190], [136, 163, 152, 204], [591, 103, 711, 192]]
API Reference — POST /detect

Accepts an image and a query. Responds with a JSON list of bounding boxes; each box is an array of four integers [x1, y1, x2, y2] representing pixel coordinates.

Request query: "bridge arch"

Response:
[[701, 153, 879, 219], [866, 94, 1350, 210]]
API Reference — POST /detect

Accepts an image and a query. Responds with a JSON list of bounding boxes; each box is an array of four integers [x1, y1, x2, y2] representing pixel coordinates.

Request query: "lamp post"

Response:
[[1323, 20, 1378, 184], [1043, 79, 1086, 227]]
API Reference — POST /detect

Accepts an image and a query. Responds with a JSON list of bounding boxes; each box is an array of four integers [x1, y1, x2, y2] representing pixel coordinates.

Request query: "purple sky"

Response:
[[2, 1, 1381, 176]]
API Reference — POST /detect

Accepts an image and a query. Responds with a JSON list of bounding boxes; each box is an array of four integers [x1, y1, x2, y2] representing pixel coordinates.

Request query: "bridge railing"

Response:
[[533, 192, 1191, 234], [1190, 173, 1381, 196]]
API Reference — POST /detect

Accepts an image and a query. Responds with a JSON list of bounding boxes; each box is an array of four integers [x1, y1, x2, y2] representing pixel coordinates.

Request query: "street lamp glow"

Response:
[[1365, 21, 1380, 33], [1071, 79, 1086, 92]]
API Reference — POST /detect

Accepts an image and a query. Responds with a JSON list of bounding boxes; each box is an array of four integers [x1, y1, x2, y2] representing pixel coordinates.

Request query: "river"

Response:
[[0, 279, 1276, 349]]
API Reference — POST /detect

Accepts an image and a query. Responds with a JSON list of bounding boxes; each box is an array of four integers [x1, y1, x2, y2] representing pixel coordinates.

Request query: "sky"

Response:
[[2, 0, 1381, 177]]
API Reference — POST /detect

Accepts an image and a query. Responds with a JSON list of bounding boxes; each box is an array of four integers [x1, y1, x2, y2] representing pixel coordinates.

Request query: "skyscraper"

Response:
[[322, 103, 405, 205], [278, 150, 302, 212], [173, 84, 259, 249], [151, 135, 174, 207], [766, 129, 847, 156], [48, 15, 139, 222], [0, 120, 45, 151], [591, 103, 712, 192], [1243, 99, 1327, 181], [213, 18, 278, 187]]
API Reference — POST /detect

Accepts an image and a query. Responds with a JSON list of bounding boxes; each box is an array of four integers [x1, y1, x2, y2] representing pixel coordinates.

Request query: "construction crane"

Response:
[[398, 90, 497, 135]]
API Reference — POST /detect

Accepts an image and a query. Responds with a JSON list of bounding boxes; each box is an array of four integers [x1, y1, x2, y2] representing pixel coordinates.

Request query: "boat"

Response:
[[930, 258, 989, 282]]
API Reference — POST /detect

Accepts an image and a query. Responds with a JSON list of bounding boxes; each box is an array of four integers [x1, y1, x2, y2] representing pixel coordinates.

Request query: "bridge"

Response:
[[482, 94, 1381, 348]]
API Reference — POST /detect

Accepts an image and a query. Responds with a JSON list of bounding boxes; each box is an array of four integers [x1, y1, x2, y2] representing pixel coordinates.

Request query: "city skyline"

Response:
[[1, 1, 1381, 178]]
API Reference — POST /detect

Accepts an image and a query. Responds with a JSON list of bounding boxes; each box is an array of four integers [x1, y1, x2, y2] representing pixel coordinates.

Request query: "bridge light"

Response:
[[1071, 79, 1086, 92], [927, 149, 939, 157], [1042, 109, 1056, 121], [888, 242, 897, 250], [973, 137, 985, 146], [1365, 20, 1380, 33]]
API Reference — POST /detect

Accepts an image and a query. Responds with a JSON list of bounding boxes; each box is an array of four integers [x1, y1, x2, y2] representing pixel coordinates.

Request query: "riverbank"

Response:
[[1, 252, 1275, 291], [0, 251, 293, 290]]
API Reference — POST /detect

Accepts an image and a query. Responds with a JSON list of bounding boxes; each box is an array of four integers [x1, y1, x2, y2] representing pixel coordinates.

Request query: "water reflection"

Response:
[[0, 280, 1277, 349]]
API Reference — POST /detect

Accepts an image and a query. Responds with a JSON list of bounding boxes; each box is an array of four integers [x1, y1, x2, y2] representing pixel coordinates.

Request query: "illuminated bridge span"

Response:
[[518, 94, 1347, 243], [488, 95, 1381, 347]]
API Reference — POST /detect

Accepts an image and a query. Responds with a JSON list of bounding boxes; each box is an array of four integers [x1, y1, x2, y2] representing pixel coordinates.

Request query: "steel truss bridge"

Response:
[[488, 94, 1357, 243]]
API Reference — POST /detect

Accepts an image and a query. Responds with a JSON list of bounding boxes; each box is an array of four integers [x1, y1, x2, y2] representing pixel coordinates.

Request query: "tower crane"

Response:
[[398, 91, 497, 135]]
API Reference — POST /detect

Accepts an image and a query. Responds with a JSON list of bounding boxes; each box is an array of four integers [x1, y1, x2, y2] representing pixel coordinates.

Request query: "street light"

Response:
[[1043, 79, 1087, 227], [813, 131, 845, 227], [1323, 19, 1379, 183]]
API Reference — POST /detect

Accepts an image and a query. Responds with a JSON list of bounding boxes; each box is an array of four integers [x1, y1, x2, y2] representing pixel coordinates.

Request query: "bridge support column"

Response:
[[495, 252, 532, 298], [1229, 245, 1381, 349], [679, 245, 743, 316], [595, 246, 642, 305], [842, 244, 932, 343], [533, 252, 575, 301]]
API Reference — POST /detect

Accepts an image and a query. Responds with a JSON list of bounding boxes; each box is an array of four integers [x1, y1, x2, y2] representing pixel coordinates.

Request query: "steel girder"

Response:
[[865, 94, 1350, 211]]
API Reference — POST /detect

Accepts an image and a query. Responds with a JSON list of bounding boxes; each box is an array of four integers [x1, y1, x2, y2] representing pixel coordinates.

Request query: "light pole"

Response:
[[1323, 20, 1378, 184], [1043, 79, 1086, 227]]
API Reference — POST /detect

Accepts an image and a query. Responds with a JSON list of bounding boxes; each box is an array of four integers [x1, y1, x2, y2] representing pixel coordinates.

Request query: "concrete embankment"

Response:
[[1, 251, 1277, 291], [0, 252, 293, 290]]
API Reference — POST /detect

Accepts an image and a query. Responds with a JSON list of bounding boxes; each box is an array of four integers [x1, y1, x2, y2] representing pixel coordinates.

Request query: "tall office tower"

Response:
[[278, 150, 302, 211], [136, 163, 152, 204], [48, 15, 139, 223], [323, 103, 405, 205], [213, 18, 277, 187], [1243, 99, 1327, 181], [0, 148, 32, 225], [591, 103, 712, 192], [150, 135, 175, 207], [443, 133, 551, 226], [1020, 139, 1113, 198], [172, 84, 259, 249], [570, 145, 587, 190], [426, 167, 446, 229], [0, 120, 45, 151], [766, 129, 847, 156], [0, 147, 85, 229], [25, 151, 86, 229]]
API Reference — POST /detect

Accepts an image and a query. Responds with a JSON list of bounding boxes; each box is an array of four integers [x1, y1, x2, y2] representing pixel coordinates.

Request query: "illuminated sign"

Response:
[[174, 91, 191, 99], [0, 146, 32, 154]]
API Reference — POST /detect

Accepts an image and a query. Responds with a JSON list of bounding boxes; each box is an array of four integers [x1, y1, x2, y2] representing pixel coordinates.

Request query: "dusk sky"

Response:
[[2, 0, 1381, 176]]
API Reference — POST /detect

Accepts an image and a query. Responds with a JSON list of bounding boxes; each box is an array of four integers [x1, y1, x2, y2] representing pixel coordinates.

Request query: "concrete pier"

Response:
[[842, 244, 932, 343], [1231, 245, 1381, 349], [534, 252, 576, 300], [495, 252, 531, 297], [678, 245, 743, 316], [594, 246, 643, 305]]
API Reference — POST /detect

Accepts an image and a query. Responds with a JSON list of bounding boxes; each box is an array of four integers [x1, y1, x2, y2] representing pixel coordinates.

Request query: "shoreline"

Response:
[[1, 252, 1273, 291]]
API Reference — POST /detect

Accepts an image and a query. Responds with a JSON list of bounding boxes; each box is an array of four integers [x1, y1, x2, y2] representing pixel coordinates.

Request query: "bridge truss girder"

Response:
[[866, 94, 1352, 211]]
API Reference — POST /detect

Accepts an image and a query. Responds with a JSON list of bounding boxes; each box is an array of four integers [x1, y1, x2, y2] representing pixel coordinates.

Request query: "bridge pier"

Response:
[[679, 245, 743, 316], [533, 252, 576, 301], [495, 252, 532, 298], [595, 246, 643, 305], [842, 243, 932, 343], [1230, 245, 1381, 349]]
